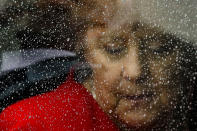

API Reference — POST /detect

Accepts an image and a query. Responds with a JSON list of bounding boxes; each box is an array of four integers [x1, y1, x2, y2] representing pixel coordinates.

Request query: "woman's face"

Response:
[[84, 23, 184, 129]]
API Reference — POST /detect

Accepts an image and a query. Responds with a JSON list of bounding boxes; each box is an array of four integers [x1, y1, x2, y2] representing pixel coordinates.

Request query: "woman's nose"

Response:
[[122, 46, 141, 82]]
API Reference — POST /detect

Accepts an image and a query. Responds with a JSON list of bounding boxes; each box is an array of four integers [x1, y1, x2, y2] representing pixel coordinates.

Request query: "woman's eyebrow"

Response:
[[89, 22, 107, 29]]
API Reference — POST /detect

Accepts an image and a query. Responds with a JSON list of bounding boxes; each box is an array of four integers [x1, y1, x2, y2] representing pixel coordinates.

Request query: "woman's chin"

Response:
[[113, 99, 161, 130], [115, 110, 157, 129]]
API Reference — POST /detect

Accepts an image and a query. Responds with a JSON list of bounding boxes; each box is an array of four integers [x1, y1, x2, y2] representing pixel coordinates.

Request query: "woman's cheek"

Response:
[[92, 50, 122, 83], [92, 53, 123, 112], [159, 89, 171, 107], [150, 58, 176, 85], [94, 83, 117, 113]]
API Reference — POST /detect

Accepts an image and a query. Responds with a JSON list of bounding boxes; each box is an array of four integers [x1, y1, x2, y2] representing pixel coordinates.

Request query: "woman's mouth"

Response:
[[119, 93, 156, 108], [114, 92, 158, 113]]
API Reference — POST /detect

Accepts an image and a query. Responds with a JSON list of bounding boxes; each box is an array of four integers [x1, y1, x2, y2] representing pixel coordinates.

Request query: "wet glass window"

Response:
[[0, 0, 196, 130]]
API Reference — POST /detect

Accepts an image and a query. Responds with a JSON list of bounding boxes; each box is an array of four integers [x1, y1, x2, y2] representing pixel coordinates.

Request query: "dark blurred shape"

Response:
[[0, 0, 80, 52]]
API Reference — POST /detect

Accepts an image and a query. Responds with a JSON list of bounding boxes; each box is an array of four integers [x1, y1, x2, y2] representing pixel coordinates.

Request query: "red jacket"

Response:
[[0, 75, 119, 131]]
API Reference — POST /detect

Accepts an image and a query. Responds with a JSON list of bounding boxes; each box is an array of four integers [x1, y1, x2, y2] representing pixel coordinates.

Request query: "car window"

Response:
[[0, 0, 196, 130]]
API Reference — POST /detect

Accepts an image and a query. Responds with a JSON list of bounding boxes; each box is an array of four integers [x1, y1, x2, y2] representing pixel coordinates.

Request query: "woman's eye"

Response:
[[149, 42, 163, 53], [100, 36, 128, 56], [104, 45, 126, 55], [148, 41, 173, 56]]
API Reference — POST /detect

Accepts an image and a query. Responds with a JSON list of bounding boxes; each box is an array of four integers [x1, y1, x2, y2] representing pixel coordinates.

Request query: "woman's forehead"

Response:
[[90, 21, 163, 38]]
